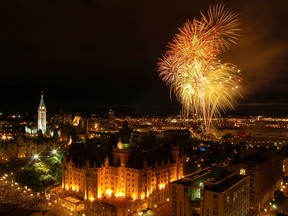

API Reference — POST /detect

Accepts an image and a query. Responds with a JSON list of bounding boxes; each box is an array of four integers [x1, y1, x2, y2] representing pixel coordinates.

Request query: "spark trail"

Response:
[[158, 4, 242, 130]]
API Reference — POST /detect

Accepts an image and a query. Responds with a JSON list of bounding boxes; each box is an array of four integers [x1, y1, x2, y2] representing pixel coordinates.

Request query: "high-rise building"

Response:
[[229, 147, 282, 209], [38, 92, 47, 134], [169, 168, 212, 216], [169, 164, 243, 216], [200, 171, 250, 216]]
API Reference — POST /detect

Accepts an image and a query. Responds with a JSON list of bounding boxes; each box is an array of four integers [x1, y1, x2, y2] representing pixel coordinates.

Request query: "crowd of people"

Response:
[[0, 173, 46, 210]]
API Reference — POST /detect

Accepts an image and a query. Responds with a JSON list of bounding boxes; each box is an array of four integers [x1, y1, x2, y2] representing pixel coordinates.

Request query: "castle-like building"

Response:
[[38, 92, 47, 134], [61, 121, 185, 215]]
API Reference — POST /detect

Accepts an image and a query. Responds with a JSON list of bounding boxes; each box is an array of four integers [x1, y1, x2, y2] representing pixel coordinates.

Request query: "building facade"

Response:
[[200, 171, 250, 216], [62, 124, 185, 215], [169, 164, 244, 216], [229, 147, 282, 208], [169, 168, 212, 216]]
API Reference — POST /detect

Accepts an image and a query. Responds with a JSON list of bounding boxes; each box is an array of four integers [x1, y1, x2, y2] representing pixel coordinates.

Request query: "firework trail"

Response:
[[158, 4, 242, 130]]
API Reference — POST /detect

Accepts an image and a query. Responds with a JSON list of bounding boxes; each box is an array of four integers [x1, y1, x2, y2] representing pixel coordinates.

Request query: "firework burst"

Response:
[[158, 4, 242, 130]]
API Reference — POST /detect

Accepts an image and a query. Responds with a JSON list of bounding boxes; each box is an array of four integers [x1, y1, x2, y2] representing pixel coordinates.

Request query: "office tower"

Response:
[[230, 147, 282, 208], [169, 168, 212, 216], [200, 171, 250, 216]]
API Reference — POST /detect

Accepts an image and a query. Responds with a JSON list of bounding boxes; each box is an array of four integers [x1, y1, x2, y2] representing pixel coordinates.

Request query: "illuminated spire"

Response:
[[38, 92, 47, 134], [39, 91, 46, 109]]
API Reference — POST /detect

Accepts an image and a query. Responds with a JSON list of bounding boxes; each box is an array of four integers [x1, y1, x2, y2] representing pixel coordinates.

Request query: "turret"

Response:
[[143, 158, 148, 168], [171, 143, 180, 162], [86, 158, 90, 167], [104, 155, 109, 167]]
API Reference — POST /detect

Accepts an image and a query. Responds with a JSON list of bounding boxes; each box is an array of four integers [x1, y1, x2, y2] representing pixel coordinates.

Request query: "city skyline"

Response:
[[0, 0, 287, 116]]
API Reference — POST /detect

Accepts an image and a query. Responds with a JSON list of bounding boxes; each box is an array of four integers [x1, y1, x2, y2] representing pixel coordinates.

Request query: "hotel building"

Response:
[[61, 121, 185, 215]]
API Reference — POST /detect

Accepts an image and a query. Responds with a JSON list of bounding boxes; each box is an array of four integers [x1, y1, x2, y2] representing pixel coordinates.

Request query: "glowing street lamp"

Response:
[[2, 135, 7, 140], [33, 154, 40, 161]]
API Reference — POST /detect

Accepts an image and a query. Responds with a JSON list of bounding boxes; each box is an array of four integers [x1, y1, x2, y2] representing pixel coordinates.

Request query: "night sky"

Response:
[[0, 0, 287, 116]]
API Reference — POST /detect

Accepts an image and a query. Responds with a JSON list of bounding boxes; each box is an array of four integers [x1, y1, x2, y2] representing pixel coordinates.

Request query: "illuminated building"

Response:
[[49, 109, 72, 125], [169, 164, 242, 216], [108, 109, 116, 122], [200, 171, 250, 216], [229, 147, 282, 209], [62, 121, 185, 215], [37, 92, 47, 134], [72, 115, 86, 133], [169, 168, 212, 216], [283, 158, 288, 176]]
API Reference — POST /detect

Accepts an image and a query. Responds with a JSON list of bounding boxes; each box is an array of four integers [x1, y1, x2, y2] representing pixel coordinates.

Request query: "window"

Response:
[[240, 168, 246, 175]]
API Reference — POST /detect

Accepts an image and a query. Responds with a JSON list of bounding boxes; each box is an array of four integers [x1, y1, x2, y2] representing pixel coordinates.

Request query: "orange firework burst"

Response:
[[201, 3, 240, 50], [157, 4, 242, 130]]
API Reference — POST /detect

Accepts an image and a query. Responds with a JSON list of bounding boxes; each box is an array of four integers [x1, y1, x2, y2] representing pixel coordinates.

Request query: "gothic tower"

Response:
[[38, 92, 47, 134]]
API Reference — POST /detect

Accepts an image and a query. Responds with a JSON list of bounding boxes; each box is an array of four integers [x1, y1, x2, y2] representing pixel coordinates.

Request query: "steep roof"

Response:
[[126, 144, 175, 169], [67, 140, 178, 170], [66, 139, 108, 168]]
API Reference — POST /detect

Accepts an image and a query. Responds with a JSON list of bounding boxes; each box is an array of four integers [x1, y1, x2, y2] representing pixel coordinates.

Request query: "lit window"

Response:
[[240, 168, 246, 175]]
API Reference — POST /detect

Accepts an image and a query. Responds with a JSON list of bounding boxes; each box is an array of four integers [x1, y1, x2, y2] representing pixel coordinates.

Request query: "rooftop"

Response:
[[204, 171, 247, 193], [65, 196, 82, 204], [172, 168, 212, 186], [98, 196, 135, 207]]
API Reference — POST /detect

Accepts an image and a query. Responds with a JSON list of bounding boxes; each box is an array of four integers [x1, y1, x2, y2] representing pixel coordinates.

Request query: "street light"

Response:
[[2, 135, 7, 140], [33, 153, 40, 161]]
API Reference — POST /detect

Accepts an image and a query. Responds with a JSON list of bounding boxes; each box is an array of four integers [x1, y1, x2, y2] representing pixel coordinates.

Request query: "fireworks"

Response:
[[158, 4, 242, 130]]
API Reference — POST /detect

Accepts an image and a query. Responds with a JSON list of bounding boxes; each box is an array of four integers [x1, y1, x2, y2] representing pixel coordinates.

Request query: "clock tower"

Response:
[[38, 92, 47, 134]]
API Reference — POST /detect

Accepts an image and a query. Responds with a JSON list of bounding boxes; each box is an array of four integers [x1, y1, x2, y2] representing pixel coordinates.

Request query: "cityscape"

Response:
[[0, 0, 288, 216], [1, 93, 288, 216]]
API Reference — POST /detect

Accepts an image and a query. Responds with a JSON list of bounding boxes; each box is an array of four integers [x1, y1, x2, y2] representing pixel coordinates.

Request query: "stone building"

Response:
[[61, 121, 185, 215]]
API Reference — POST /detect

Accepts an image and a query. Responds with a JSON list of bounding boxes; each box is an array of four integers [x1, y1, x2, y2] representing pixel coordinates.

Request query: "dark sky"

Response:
[[0, 0, 287, 116]]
